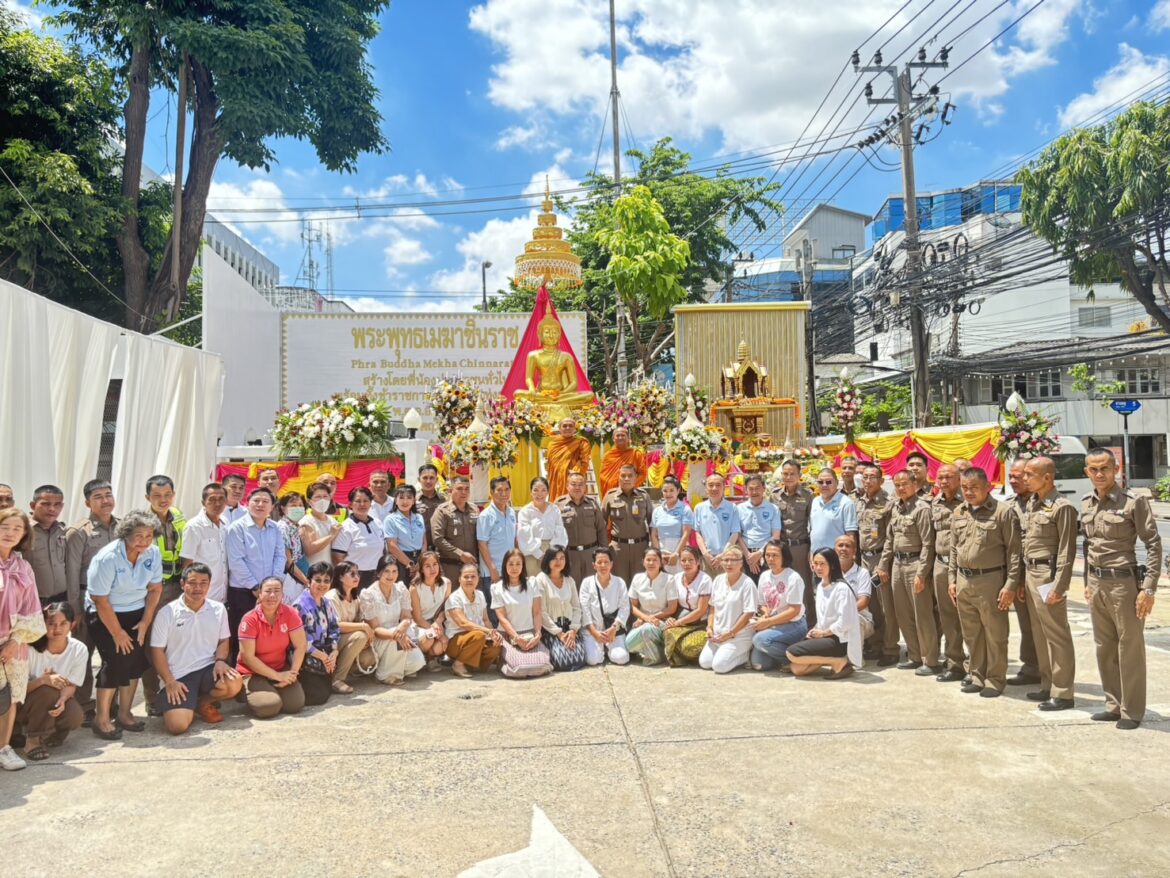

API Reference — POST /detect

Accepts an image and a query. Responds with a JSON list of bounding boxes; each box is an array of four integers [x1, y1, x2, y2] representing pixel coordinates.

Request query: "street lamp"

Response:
[[481, 260, 493, 310], [403, 407, 422, 440]]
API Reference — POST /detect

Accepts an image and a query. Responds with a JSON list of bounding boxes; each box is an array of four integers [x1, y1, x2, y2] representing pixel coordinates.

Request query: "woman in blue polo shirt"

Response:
[[84, 510, 164, 740], [650, 476, 693, 574], [383, 485, 426, 576]]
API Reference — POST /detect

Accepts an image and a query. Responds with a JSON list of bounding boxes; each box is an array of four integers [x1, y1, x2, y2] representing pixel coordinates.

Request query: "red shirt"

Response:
[[237, 604, 303, 675]]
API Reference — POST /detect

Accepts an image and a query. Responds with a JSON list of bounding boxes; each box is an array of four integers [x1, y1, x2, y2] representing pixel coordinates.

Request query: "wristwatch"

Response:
[[1143, 587, 1157, 597]]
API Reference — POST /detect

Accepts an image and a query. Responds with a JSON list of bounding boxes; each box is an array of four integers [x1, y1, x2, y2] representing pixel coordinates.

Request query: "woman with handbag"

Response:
[[325, 561, 377, 687], [579, 547, 630, 666], [491, 549, 552, 678], [663, 546, 712, 667], [408, 551, 451, 671], [294, 562, 344, 702], [699, 547, 757, 674], [786, 547, 863, 679], [0, 508, 48, 770], [360, 555, 426, 685], [383, 485, 427, 576], [536, 547, 586, 671], [625, 548, 679, 665]]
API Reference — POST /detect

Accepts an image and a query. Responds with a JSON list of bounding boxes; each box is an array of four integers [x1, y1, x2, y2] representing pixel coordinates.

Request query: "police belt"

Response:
[[1025, 557, 1054, 568], [568, 543, 598, 552], [1088, 564, 1138, 580], [957, 564, 1005, 578], [935, 554, 949, 565], [894, 550, 921, 561], [782, 537, 811, 547], [613, 536, 649, 545]]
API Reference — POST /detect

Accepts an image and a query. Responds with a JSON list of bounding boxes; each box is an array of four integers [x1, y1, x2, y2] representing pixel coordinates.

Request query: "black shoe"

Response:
[[1007, 673, 1041, 686], [915, 664, 943, 676], [145, 703, 163, 718], [876, 655, 899, 667], [1116, 718, 1141, 730], [1026, 690, 1051, 702], [92, 724, 122, 741], [896, 660, 920, 670], [81, 708, 96, 728], [1037, 698, 1075, 712], [1091, 711, 1121, 722], [960, 683, 983, 694], [979, 688, 1002, 698], [963, 674, 973, 685], [936, 668, 966, 683]]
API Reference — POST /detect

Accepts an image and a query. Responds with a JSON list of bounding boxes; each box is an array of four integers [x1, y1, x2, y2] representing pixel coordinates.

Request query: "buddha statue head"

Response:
[[537, 304, 562, 349]]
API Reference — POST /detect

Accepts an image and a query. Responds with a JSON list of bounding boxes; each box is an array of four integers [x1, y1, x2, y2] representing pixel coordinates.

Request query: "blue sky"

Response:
[[10, 0, 1170, 313]]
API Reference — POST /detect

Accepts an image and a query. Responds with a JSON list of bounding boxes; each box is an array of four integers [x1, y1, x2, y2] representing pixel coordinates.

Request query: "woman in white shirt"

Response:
[[358, 555, 426, 685], [578, 547, 630, 666], [491, 549, 552, 678], [444, 564, 503, 677], [700, 547, 757, 674], [535, 547, 586, 671], [749, 540, 808, 671], [625, 548, 679, 665], [409, 551, 451, 671], [517, 477, 568, 578], [331, 487, 384, 588], [300, 482, 341, 566], [786, 547, 863, 678], [662, 545, 712, 667], [18, 603, 87, 760]]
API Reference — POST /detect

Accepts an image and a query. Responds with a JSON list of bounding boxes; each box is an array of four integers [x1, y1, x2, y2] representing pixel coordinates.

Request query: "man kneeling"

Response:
[[149, 563, 243, 735]]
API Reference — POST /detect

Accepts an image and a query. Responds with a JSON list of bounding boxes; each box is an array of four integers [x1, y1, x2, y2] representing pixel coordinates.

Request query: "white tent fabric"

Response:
[[0, 279, 223, 522]]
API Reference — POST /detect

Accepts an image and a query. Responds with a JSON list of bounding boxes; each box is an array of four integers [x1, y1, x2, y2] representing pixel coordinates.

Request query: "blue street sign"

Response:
[[1110, 399, 1141, 415]]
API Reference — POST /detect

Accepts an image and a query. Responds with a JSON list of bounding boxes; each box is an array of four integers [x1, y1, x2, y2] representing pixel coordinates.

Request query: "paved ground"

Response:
[[3, 566, 1169, 877]]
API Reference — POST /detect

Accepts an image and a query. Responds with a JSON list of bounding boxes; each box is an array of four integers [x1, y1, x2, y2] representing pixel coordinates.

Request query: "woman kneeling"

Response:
[[579, 548, 630, 666], [409, 552, 451, 671], [749, 541, 808, 671], [492, 549, 552, 678], [786, 547, 863, 679], [536, 547, 586, 671], [445, 564, 504, 677], [360, 555, 426, 685], [663, 546, 712, 667], [625, 548, 678, 665], [238, 577, 309, 718], [700, 548, 756, 673]]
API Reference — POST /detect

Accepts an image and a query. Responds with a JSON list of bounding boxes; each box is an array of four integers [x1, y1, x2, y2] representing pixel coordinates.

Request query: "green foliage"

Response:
[[1018, 102, 1170, 334], [1067, 362, 1125, 407], [817, 380, 952, 435], [1154, 473, 1170, 502]]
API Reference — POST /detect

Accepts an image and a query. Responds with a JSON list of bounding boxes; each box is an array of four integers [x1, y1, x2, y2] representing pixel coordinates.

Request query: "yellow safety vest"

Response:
[[155, 507, 187, 580]]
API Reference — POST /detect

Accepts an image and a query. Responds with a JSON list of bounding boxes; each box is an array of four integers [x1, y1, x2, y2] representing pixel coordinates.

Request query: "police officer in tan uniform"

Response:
[[1006, 459, 1041, 686], [878, 470, 938, 673], [415, 464, 448, 536], [839, 454, 861, 499], [557, 471, 608, 586], [1021, 456, 1078, 711], [856, 463, 897, 665], [430, 475, 479, 586], [931, 464, 967, 682], [948, 467, 1021, 697], [775, 459, 814, 609], [907, 450, 934, 498], [1080, 448, 1162, 730], [602, 464, 652, 585]]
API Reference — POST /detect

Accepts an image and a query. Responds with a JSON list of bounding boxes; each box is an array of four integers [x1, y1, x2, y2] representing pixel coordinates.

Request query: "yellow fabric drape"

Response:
[[852, 433, 909, 461], [911, 427, 1000, 461]]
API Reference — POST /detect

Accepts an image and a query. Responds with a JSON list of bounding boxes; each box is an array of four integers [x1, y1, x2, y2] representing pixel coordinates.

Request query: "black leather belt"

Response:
[[569, 543, 598, 552], [1088, 565, 1137, 579], [614, 536, 649, 545], [1026, 557, 1054, 568], [894, 551, 920, 561], [935, 554, 949, 565], [957, 564, 1005, 577], [782, 537, 811, 547]]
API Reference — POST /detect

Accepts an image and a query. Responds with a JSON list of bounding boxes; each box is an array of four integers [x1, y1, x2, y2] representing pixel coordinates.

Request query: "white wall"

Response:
[[203, 247, 282, 445]]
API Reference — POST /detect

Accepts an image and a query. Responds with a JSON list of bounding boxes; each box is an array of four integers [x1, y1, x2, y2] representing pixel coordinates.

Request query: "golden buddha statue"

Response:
[[515, 303, 594, 410]]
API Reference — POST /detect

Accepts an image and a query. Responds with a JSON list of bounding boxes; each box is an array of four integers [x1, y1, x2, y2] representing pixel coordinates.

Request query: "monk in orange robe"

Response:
[[598, 426, 647, 497], [544, 417, 593, 501]]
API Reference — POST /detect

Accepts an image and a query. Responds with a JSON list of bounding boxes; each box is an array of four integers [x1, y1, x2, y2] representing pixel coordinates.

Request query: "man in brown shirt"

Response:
[[65, 478, 118, 714], [601, 464, 652, 585], [878, 470, 938, 672], [1080, 448, 1163, 729], [775, 460, 814, 609], [931, 464, 966, 681], [415, 464, 448, 535], [28, 484, 68, 604], [430, 475, 479, 586], [1006, 459, 1041, 686], [1021, 456, 1079, 710], [839, 454, 861, 499], [557, 471, 607, 586], [907, 450, 934, 498], [0, 483, 14, 509], [949, 467, 1021, 696], [856, 464, 897, 665]]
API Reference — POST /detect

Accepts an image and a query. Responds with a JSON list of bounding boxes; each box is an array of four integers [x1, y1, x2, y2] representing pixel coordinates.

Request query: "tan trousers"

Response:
[[566, 549, 595, 590], [892, 559, 937, 666], [370, 637, 426, 682], [17, 687, 85, 741], [1088, 573, 1146, 721], [611, 540, 647, 586], [955, 574, 1010, 691], [447, 630, 502, 671], [788, 543, 814, 626], [335, 630, 376, 682], [1014, 585, 1040, 677], [864, 552, 900, 658], [1024, 567, 1076, 700], [933, 560, 966, 671], [245, 675, 305, 719]]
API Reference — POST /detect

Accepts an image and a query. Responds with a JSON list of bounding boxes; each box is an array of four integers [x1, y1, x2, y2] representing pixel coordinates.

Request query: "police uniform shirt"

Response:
[[430, 501, 479, 567], [415, 490, 448, 536], [775, 486, 813, 542], [879, 496, 935, 578], [66, 514, 119, 613], [601, 488, 652, 542], [1022, 490, 1078, 594], [1080, 487, 1162, 591], [28, 520, 68, 601], [557, 495, 607, 551], [855, 489, 891, 559], [931, 492, 964, 562], [948, 497, 1021, 587]]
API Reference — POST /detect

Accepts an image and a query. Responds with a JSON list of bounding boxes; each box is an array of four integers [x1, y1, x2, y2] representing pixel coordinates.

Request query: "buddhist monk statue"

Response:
[[515, 305, 594, 409]]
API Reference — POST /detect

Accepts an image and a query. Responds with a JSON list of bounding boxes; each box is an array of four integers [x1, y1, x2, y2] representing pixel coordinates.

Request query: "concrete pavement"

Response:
[[2, 585, 1169, 877]]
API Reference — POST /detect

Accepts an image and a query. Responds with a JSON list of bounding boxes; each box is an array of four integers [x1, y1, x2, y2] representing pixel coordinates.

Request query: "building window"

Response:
[[1028, 369, 1062, 399], [1115, 368, 1161, 395], [1078, 306, 1111, 328], [832, 246, 856, 259]]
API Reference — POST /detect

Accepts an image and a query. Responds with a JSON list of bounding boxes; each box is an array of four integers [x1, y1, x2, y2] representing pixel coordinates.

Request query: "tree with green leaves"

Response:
[[488, 138, 782, 391], [55, 0, 390, 331], [1018, 101, 1170, 335]]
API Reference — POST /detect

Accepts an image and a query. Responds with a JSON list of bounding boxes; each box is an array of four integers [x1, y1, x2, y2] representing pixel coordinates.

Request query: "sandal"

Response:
[[115, 717, 146, 733], [331, 680, 354, 694], [92, 724, 122, 741], [44, 731, 68, 748], [24, 745, 50, 762]]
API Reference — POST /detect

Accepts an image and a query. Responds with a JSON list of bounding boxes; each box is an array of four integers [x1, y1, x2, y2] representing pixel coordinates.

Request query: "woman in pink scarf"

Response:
[[0, 508, 48, 771]]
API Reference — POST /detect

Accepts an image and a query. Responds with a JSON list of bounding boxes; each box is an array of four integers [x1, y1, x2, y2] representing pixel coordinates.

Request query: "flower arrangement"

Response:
[[428, 378, 478, 439], [622, 379, 675, 445], [753, 447, 790, 466], [996, 406, 1060, 460], [485, 395, 553, 446], [665, 425, 730, 463], [572, 404, 610, 446], [446, 421, 519, 469], [271, 393, 394, 461], [762, 445, 827, 492], [830, 369, 861, 442]]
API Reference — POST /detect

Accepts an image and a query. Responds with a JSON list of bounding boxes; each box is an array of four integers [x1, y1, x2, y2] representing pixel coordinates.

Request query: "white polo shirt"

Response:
[[149, 596, 230, 680], [180, 509, 229, 602], [333, 515, 385, 571], [369, 497, 395, 524]]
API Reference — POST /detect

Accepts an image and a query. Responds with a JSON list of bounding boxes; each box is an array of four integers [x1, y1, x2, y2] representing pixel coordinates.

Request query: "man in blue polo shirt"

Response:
[[477, 476, 517, 625], [693, 473, 744, 576], [738, 473, 782, 581], [810, 468, 859, 553]]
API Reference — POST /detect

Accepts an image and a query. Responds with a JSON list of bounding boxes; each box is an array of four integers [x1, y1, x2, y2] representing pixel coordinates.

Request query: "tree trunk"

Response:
[[587, 306, 616, 393], [144, 57, 224, 330], [118, 39, 154, 330], [1117, 249, 1170, 335]]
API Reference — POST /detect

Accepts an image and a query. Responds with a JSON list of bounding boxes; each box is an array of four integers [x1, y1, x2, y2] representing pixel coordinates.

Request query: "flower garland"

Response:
[[446, 421, 519, 469], [664, 425, 730, 463], [830, 369, 861, 442], [428, 378, 478, 439], [996, 406, 1060, 461], [271, 394, 394, 461], [485, 395, 553, 446]]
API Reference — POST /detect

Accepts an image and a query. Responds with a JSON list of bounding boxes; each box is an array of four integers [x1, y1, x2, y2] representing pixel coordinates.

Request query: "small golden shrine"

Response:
[[514, 178, 583, 288], [712, 340, 796, 451], [720, 341, 769, 398]]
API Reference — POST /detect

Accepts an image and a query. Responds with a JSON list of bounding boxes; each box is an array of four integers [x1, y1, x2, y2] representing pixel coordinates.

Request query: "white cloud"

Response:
[[1151, 0, 1170, 32], [339, 294, 473, 315], [384, 235, 433, 269], [206, 176, 302, 246], [1058, 43, 1170, 129], [469, 0, 1087, 152]]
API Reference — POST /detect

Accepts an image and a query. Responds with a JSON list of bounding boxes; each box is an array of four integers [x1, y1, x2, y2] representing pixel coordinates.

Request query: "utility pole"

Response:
[[608, 0, 628, 392], [798, 239, 820, 437], [856, 48, 948, 427]]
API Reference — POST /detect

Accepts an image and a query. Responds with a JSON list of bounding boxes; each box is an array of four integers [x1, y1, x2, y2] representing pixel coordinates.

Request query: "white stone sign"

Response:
[[282, 311, 588, 438]]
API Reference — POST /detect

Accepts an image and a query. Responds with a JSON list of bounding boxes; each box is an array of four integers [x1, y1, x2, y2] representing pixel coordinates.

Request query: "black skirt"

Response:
[[87, 608, 151, 688]]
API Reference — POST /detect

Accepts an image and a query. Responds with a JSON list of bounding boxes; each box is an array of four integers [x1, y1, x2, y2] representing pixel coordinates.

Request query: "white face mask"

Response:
[[286, 507, 306, 523], [311, 499, 330, 514]]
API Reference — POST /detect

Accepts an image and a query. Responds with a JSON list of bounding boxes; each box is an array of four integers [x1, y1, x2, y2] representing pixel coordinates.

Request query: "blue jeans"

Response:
[[751, 619, 809, 670]]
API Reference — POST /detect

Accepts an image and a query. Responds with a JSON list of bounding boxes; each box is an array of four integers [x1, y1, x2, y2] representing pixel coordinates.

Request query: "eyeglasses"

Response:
[[816, 480, 835, 485]]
